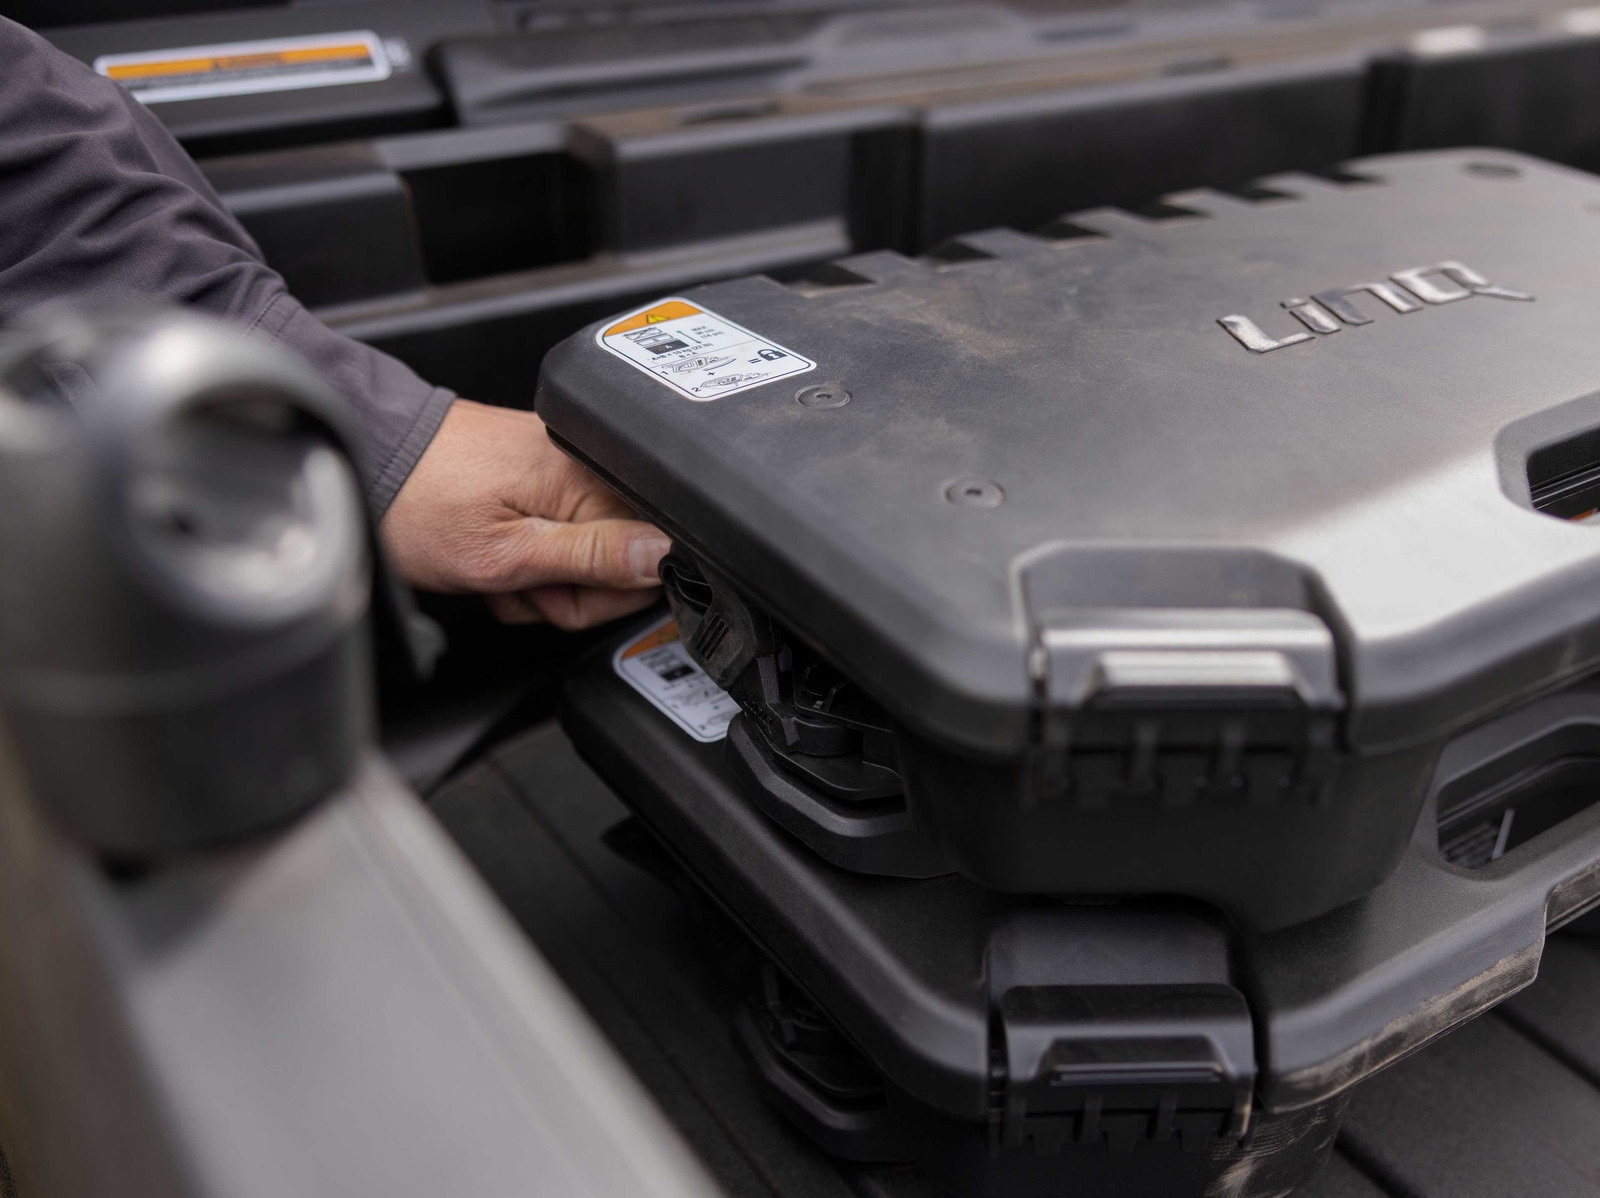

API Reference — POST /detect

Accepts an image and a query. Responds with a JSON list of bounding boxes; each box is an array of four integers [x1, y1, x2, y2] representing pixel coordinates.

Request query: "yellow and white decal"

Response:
[[597, 297, 815, 401], [613, 616, 738, 743], [95, 31, 392, 105]]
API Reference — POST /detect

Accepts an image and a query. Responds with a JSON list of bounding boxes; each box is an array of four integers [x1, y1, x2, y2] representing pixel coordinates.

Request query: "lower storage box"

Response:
[[563, 615, 1600, 1197]]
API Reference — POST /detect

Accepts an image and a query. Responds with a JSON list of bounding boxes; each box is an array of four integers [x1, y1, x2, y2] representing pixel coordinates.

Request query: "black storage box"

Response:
[[562, 614, 1600, 1197], [538, 148, 1600, 931], [562, 616, 1600, 1195]]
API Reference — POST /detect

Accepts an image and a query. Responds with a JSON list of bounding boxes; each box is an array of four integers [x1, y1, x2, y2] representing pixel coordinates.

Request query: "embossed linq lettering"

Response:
[[1310, 280, 1422, 325], [1218, 260, 1534, 353]]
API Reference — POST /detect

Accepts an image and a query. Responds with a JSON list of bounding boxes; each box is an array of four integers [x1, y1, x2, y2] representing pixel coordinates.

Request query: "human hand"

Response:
[[381, 399, 669, 629]]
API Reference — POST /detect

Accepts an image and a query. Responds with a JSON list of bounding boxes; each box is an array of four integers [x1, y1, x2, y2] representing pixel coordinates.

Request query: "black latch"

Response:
[[1030, 607, 1343, 809], [662, 550, 903, 802], [991, 984, 1255, 1156]]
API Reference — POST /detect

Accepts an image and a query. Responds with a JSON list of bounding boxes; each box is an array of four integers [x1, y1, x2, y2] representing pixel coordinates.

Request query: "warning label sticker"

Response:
[[596, 297, 815, 401], [613, 616, 739, 743], [95, 32, 392, 105]]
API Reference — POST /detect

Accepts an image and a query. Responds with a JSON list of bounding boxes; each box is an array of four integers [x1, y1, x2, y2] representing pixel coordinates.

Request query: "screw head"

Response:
[[796, 382, 850, 408], [945, 478, 1005, 509]]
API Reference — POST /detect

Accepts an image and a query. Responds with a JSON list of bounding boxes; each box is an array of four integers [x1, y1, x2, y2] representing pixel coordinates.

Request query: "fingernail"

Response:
[[628, 533, 671, 584]]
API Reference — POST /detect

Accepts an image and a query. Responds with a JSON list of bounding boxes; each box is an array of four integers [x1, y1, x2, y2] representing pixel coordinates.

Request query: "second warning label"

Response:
[[596, 297, 815, 401], [613, 616, 738, 743]]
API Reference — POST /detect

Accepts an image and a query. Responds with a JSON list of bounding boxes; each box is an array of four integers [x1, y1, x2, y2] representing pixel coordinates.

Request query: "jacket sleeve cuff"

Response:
[[368, 382, 456, 515], [248, 289, 458, 515]]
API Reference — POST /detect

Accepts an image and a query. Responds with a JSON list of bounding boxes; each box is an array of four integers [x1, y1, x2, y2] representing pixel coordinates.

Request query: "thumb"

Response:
[[490, 517, 671, 592]]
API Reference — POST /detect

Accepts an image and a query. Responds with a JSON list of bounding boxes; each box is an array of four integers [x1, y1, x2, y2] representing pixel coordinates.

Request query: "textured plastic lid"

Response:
[[538, 149, 1600, 757]]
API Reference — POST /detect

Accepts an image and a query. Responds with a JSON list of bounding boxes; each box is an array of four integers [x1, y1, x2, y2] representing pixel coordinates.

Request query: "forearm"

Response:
[[0, 17, 452, 513], [0, 16, 665, 616]]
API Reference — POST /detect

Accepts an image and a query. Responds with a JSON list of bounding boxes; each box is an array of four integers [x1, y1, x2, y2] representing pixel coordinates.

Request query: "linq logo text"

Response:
[[1218, 260, 1533, 353]]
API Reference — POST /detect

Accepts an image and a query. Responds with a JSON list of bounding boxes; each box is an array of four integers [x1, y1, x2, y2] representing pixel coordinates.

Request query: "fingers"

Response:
[[380, 396, 668, 604], [486, 584, 661, 630], [535, 584, 659, 630], [485, 591, 546, 624], [539, 450, 641, 524], [565, 474, 642, 524], [494, 409, 635, 523], [482, 516, 671, 593], [476, 514, 670, 629]]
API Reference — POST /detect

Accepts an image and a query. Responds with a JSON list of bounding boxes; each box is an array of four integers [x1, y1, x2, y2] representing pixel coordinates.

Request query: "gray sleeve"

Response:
[[0, 17, 455, 513]]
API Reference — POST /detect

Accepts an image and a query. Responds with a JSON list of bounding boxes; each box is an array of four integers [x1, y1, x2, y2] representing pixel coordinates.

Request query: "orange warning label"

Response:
[[613, 616, 738, 742], [596, 295, 815, 402], [96, 32, 391, 105], [604, 301, 705, 338], [102, 43, 372, 81], [620, 620, 682, 660]]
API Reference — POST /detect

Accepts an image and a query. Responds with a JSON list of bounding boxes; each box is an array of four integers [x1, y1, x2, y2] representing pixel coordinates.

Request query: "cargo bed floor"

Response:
[[429, 723, 1600, 1198]]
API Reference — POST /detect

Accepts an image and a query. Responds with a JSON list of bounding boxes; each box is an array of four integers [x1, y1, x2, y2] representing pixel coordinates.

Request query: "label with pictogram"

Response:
[[596, 297, 815, 401], [96, 32, 392, 104], [613, 616, 739, 742]]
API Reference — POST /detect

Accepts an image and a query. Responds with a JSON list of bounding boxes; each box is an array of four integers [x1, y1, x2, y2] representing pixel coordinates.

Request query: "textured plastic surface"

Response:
[[444, 714, 1600, 1198], [541, 149, 1600, 925], [561, 617, 1600, 1142], [53, 0, 1600, 415], [542, 148, 1600, 755], [563, 639, 1336, 1197]]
